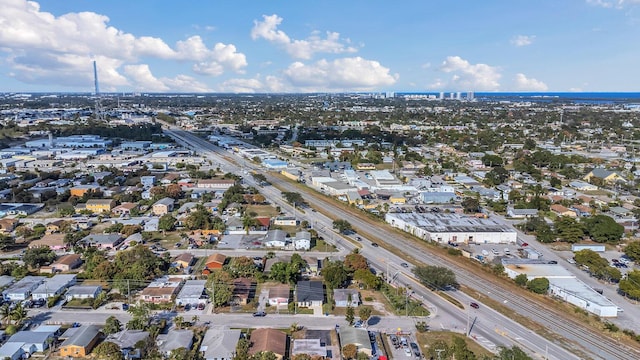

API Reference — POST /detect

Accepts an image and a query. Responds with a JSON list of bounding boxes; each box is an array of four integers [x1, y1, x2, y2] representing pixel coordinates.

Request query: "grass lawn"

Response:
[[310, 239, 338, 252], [246, 204, 280, 217], [415, 331, 494, 358]]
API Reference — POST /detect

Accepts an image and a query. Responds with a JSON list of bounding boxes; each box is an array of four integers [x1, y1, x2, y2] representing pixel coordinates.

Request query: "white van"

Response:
[[504, 248, 511, 255]]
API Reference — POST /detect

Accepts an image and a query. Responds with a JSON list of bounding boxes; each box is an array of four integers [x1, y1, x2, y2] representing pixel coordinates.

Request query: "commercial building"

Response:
[[385, 212, 517, 244], [503, 260, 618, 317]]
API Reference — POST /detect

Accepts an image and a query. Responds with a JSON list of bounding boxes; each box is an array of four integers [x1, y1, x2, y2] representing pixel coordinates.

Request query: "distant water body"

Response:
[[398, 92, 640, 104]]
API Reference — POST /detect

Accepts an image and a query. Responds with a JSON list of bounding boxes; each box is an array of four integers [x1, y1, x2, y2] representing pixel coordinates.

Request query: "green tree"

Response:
[[322, 260, 349, 289], [235, 338, 251, 360], [485, 166, 509, 186], [514, 274, 528, 287], [344, 252, 368, 272], [526, 278, 549, 294], [353, 268, 382, 290], [9, 303, 27, 326], [94, 341, 124, 360], [550, 177, 562, 188], [619, 270, 640, 300], [461, 197, 480, 213], [103, 315, 122, 335], [207, 270, 234, 307], [168, 348, 190, 360], [583, 215, 624, 244], [358, 306, 372, 326], [281, 192, 306, 207], [252, 173, 267, 184], [496, 346, 533, 360], [413, 265, 458, 290], [554, 216, 584, 243], [0, 234, 15, 251], [157, 214, 177, 231], [332, 219, 353, 234], [22, 247, 56, 268], [624, 241, 640, 262], [342, 344, 357, 359]]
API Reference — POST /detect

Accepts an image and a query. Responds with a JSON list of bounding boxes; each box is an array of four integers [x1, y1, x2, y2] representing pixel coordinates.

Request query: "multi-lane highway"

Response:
[[165, 128, 640, 360]]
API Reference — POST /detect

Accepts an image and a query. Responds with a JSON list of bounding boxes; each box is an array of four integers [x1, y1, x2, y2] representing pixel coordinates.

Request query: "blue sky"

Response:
[[0, 0, 639, 93]]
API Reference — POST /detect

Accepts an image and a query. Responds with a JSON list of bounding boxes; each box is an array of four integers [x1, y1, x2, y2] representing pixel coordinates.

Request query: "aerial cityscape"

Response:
[[1, 1, 640, 360]]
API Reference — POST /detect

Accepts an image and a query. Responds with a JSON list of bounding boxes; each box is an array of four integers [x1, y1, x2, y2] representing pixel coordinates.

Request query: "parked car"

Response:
[[410, 342, 421, 357], [253, 311, 266, 317]]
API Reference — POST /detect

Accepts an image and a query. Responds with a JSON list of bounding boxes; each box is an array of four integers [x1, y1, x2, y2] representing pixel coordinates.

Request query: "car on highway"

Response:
[[400, 262, 409, 268], [371, 242, 379, 247], [252, 311, 266, 317], [470, 302, 480, 309], [356, 236, 362, 241]]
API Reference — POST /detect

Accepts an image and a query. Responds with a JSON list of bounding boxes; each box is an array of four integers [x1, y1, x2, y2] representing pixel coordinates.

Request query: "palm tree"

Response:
[[190, 315, 199, 326], [174, 315, 184, 329], [0, 304, 10, 325], [10, 303, 27, 326], [242, 215, 257, 234]]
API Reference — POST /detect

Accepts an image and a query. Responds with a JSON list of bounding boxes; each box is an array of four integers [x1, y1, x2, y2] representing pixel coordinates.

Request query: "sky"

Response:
[[1, 0, 640, 93]]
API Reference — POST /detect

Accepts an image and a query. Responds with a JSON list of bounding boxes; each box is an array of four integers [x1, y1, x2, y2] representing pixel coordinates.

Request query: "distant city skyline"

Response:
[[1, 0, 639, 93]]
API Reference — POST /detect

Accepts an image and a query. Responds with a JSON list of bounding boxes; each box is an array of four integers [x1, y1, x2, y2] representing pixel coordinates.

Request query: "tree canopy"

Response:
[[582, 215, 624, 244], [413, 265, 458, 290]]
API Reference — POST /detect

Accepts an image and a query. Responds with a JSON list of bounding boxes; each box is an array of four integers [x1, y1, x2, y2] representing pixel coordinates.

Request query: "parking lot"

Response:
[[385, 332, 421, 359]]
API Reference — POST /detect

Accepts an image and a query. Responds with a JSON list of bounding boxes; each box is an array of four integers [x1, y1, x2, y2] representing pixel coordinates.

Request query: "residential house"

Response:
[[2, 276, 45, 301], [571, 205, 593, 217], [86, 199, 116, 214], [69, 185, 99, 197], [248, 328, 287, 360], [144, 218, 159, 232], [200, 327, 241, 360], [175, 280, 207, 306], [0, 218, 18, 233], [29, 233, 66, 251], [254, 217, 271, 231], [140, 176, 156, 189], [81, 234, 123, 249], [302, 256, 320, 275], [550, 204, 577, 218], [156, 329, 193, 357], [506, 207, 539, 219], [5, 330, 55, 353], [296, 281, 324, 307], [333, 288, 360, 308], [64, 285, 102, 301], [292, 339, 327, 357], [294, 231, 311, 251], [152, 197, 174, 216], [45, 219, 67, 234], [31, 274, 77, 300], [232, 278, 255, 306], [264, 229, 288, 248], [139, 277, 182, 303], [569, 181, 599, 191], [202, 254, 226, 275], [112, 202, 138, 216], [0, 342, 25, 360], [50, 254, 82, 272], [268, 284, 290, 307], [58, 325, 101, 358], [583, 168, 626, 184], [173, 253, 195, 269], [196, 179, 236, 191], [106, 330, 150, 360], [338, 327, 372, 356]]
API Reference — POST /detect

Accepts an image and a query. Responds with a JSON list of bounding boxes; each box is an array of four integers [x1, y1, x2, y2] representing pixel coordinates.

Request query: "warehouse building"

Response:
[[385, 212, 517, 244]]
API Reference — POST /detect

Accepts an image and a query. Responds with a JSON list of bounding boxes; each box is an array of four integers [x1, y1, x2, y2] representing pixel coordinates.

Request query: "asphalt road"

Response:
[[164, 128, 602, 360]]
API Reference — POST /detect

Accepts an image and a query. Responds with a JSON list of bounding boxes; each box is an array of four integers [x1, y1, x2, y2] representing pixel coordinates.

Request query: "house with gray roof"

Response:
[[32, 274, 77, 300], [175, 280, 207, 306], [296, 280, 324, 307], [2, 276, 45, 301], [59, 324, 101, 358], [65, 285, 102, 301], [106, 330, 150, 359], [0, 342, 25, 360], [333, 288, 360, 308], [156, 329, 193, 356], [6, 330, 56, 353], [200, 327, 241, 360], [81, 233, 123, 249], [338, 327, 372, 356]]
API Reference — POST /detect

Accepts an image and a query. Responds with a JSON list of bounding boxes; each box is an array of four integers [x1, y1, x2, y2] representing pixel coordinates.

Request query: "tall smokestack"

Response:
[[93, 61, 100, 95]]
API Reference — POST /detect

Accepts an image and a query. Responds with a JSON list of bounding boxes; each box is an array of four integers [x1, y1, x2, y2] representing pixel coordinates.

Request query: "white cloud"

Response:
[[511, 35, 535, 47], [251, 14, 357, 59], [513, 73, 548, 91], [124, 64, 211, 92], [283, 57, 397, 91], [0, 0, 246, 90], [586, 0, 640, 8], [432, 56, 501, 91]]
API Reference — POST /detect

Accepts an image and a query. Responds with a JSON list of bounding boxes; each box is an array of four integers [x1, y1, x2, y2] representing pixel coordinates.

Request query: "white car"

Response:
[[404, 347, 412, 357]]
